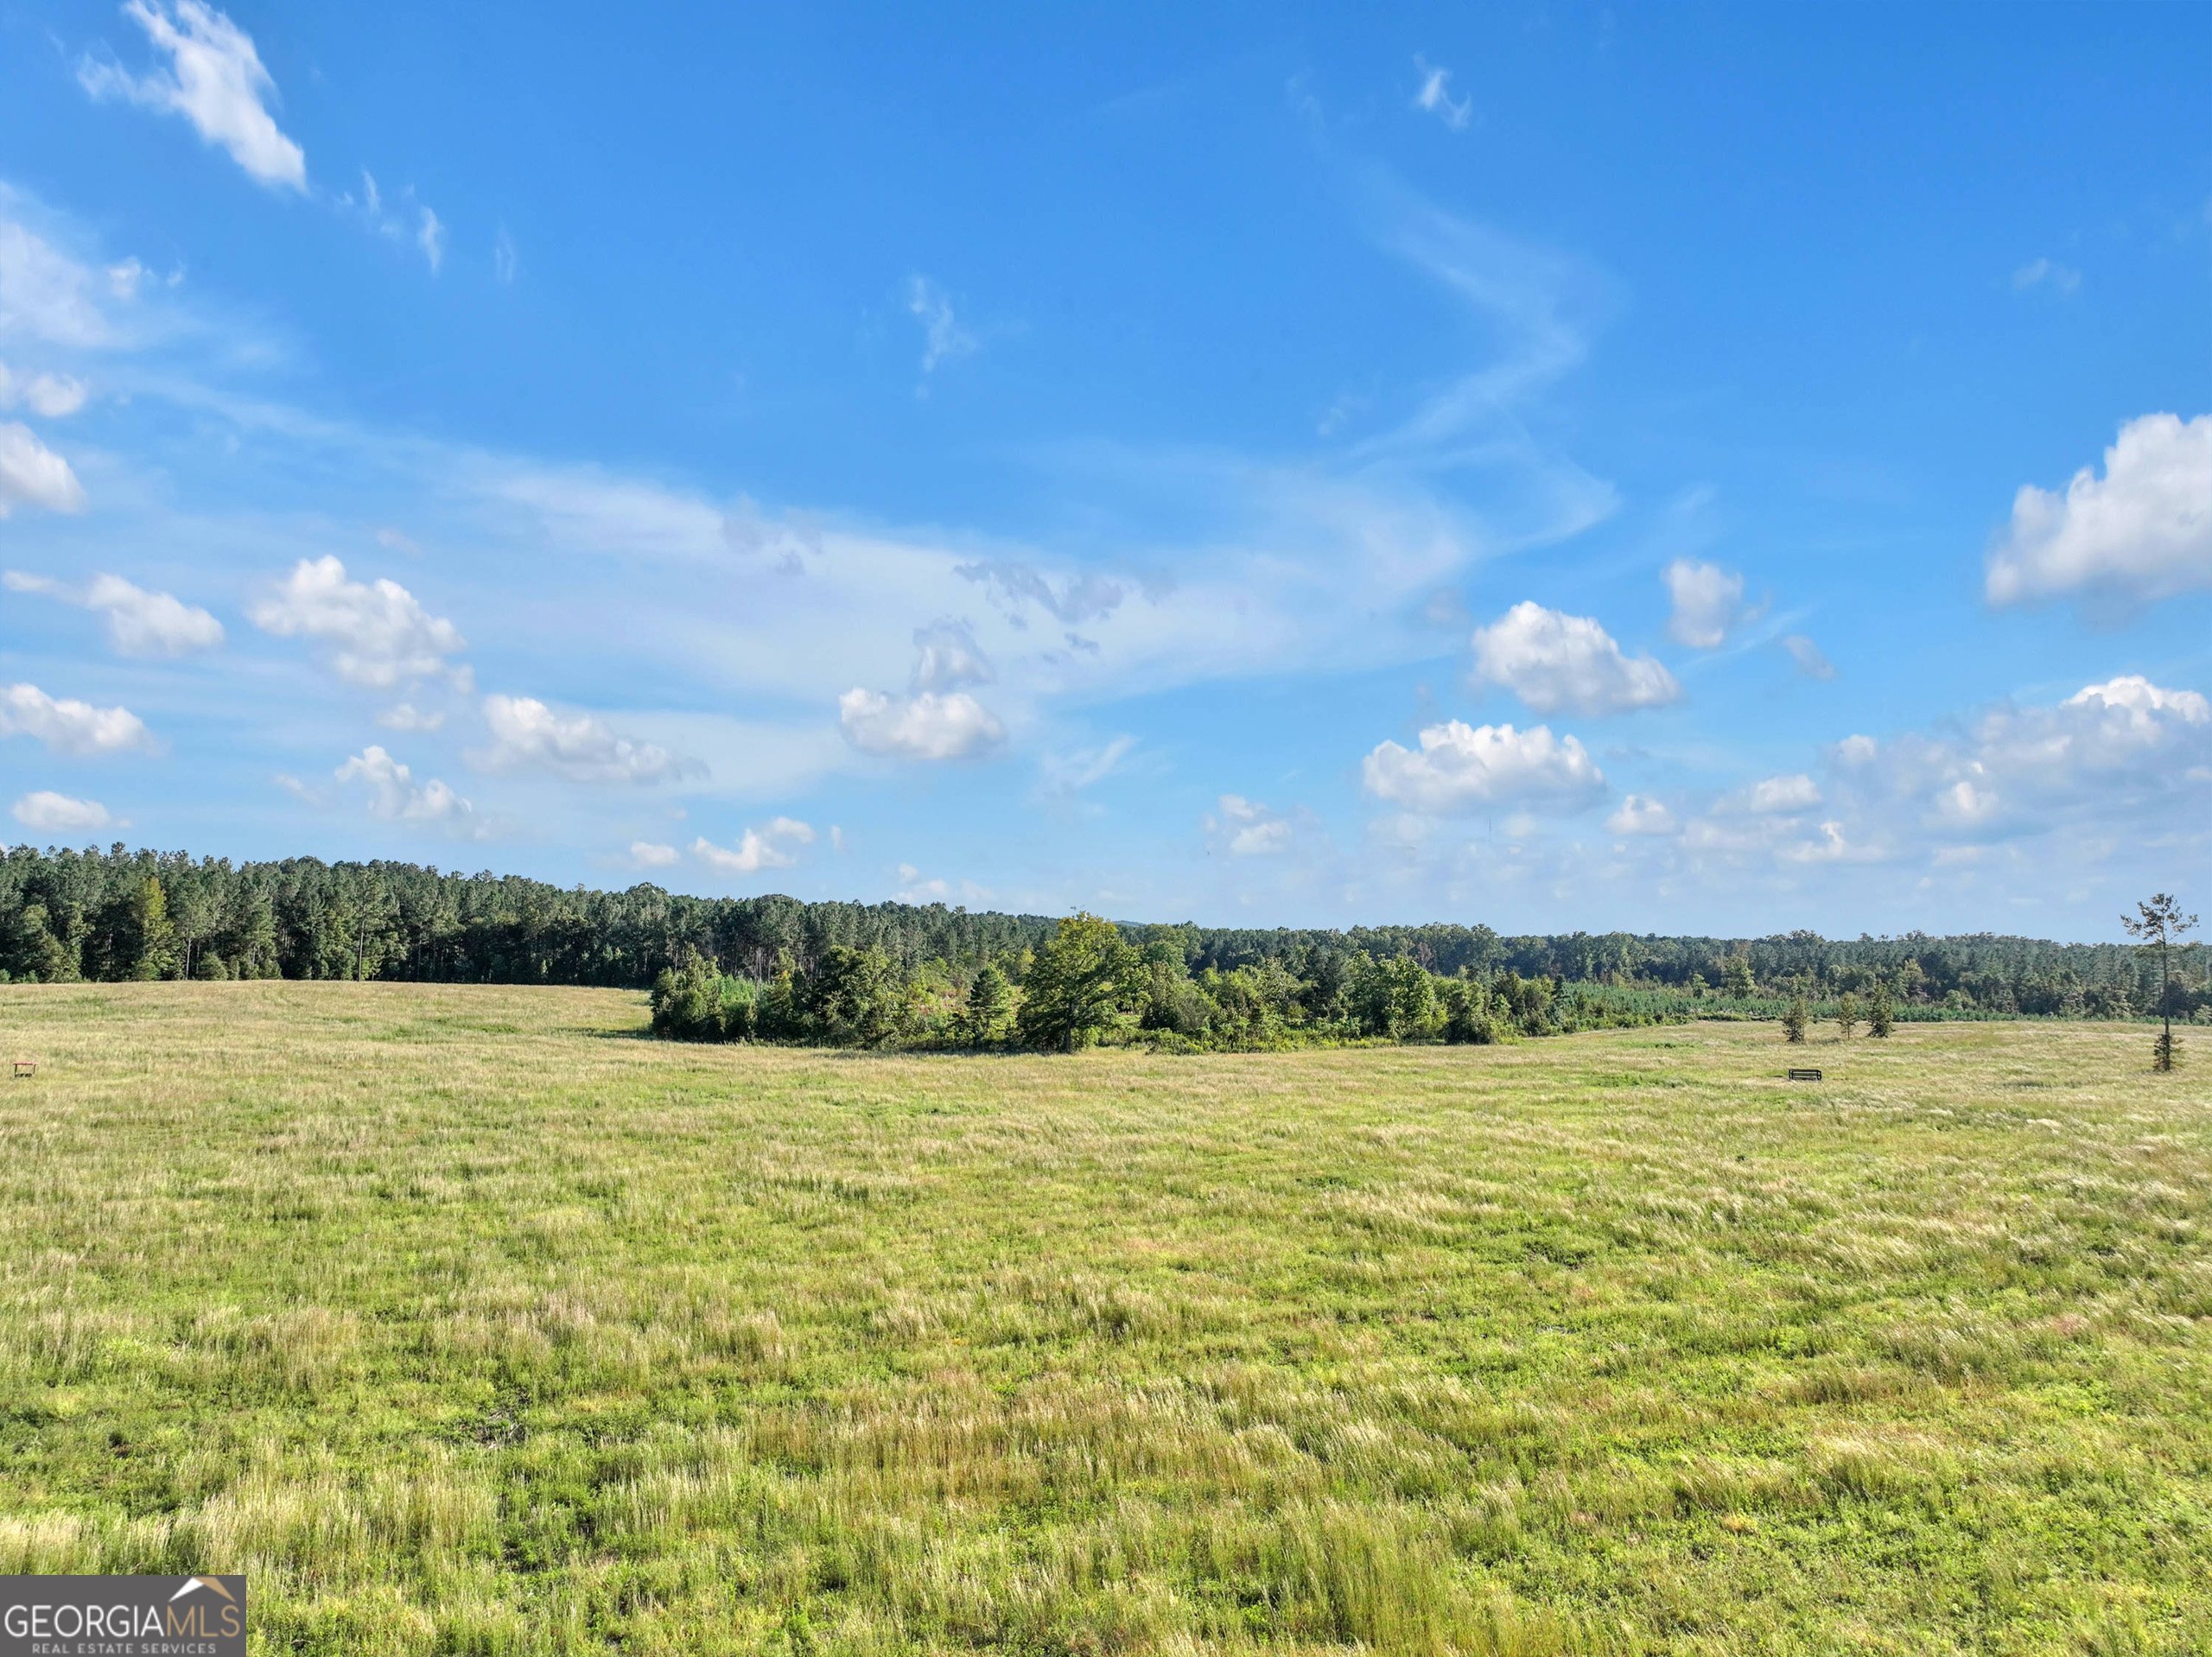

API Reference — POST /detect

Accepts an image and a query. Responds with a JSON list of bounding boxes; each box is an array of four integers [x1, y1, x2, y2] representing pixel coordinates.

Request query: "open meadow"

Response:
[[0, 983, 2206, 1655]]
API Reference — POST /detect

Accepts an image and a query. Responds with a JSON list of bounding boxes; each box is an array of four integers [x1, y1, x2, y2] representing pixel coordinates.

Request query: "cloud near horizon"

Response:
[[1363, 720, 1606, 816], [12, 789, 119, 834], [1, 681, 152, 755]]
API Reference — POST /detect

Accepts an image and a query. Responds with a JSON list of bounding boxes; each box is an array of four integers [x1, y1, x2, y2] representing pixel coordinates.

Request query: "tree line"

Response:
[[645, 913, 1628, 1052], [2, 846, 2202, 1050]]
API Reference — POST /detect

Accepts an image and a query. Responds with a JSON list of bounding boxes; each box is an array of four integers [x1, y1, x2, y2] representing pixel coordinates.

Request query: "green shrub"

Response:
[[649, 951, 730, 1042]]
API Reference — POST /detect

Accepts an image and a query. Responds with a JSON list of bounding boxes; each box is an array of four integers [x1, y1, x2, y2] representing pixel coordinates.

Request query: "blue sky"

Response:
[[1, 2, 2206, 938]]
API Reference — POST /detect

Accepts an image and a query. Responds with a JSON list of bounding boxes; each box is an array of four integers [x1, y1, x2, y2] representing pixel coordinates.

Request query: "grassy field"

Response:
[[0, 985, 2205, 1655]]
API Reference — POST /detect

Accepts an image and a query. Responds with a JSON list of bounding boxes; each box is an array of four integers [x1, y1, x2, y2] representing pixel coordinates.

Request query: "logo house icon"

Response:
[[162, 1575, 245, 1643]]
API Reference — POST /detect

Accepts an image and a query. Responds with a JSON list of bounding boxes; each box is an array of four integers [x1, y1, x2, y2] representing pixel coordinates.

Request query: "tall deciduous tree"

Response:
[[127, 878, 179, 981], [1014, 913, 1145, 1052]]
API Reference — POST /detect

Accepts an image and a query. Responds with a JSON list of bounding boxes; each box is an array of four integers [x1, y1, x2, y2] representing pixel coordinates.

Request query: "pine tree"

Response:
[[167, 872, 217, 981], [2, 903, 79, 983], [1836, 992, 1859, 1040], [1867, 983, 1896, 1038], [2123, 894, 2199, 1073], [955, 962, 1012, 1047], [222, 886, 282, 979], [346, 873, 402, 980], [1782, 994, 1809, 1044]]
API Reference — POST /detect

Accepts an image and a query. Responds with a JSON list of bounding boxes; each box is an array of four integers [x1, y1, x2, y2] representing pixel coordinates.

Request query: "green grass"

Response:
[[0, 983, 2206, 1655]]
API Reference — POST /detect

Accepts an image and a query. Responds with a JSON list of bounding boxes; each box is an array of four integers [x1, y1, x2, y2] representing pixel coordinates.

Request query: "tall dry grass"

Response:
[[0, 982, 2205, 1653]]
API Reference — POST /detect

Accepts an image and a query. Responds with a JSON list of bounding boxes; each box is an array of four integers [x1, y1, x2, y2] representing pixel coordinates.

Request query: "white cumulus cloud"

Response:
[[0, 682, 152, 755], [1606, 794, 1677, 835], [1470, 600, 1679, 716], [1209, 793, 1294, 856], [1986, 414, 2212, 607], [1662, 558, 1747, 650], [250, 556, 468, 689], [79, 0, 307, 191], [376, 702, 444, 733], [0, 361, 89, 418], [1673, 674, 2212, 881], [472, 694, 683, 784], [692, 818, 814, 876], [628, 840, 679, 869], [334, 746, 482, 833], [2059, 674, 2209, 733], [0, 422, 86, 515], [1362, 720, 1605, 815], [839, 687, 1004, 761], [6, 570, 225, 656], [11, 790, 118, 834], [1745, 773, 1822, 814]]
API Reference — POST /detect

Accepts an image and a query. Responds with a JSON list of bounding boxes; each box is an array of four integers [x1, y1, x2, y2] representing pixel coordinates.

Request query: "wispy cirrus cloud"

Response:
[[78, 0, 307, 192], [907, 275, 976, 376], [338, 171, 446, 276], [0, 210, 123, 347], [1411, 57, 1471, 130], [1783, 634, 1835, 681], [2012, 257, 2081, 296]]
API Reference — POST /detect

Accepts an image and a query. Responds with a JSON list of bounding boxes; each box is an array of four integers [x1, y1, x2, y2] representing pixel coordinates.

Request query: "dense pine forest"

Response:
[[2, 844, 2202, 1051]]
